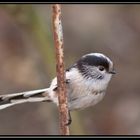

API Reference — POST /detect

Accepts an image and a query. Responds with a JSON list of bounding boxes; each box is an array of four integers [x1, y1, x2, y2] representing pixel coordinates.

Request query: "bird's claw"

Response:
[[66, 79, 70, 84], [65, 111, 72, 126], [65, 118, 72, 126]]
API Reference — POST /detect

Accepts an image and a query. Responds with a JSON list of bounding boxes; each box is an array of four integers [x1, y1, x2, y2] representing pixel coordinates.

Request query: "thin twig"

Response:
[[52, 4, 70, 135]]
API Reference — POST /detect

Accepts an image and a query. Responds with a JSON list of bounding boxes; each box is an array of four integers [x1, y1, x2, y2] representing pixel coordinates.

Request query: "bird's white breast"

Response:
[[49, 67, 110, 111], [66, 68, 107, 110]]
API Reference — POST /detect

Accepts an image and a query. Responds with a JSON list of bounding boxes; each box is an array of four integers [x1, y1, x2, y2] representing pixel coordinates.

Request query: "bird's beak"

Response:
[[108, 69, 116, 74]]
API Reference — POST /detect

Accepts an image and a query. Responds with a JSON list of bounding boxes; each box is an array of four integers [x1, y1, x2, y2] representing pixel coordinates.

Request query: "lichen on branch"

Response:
[[52, 4, 70, 135]]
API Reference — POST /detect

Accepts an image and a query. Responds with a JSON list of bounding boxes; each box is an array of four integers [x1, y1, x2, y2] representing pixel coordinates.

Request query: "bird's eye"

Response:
[[98, 66, 105, 71]]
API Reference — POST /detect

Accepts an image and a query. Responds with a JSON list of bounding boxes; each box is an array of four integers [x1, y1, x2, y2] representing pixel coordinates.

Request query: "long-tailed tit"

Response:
[[0, 53, 116, 124]]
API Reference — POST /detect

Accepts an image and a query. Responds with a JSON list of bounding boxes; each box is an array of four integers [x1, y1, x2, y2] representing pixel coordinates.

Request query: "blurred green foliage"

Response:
[[0, 4, 55, 76]]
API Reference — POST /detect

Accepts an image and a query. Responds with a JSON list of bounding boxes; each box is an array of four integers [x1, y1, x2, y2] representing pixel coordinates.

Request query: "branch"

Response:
[[52, 4, 70, 135]]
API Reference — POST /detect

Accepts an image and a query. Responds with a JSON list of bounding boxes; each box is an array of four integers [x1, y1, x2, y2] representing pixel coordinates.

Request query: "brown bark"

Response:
[[52, 4, 70, 135]]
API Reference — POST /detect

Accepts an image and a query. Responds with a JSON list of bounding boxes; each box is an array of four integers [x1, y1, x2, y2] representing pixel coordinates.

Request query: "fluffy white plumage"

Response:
[[0, 53, 115, 111]]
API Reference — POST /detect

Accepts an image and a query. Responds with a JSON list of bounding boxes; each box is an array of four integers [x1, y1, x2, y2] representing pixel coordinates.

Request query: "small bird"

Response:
[[0, 53, 116, 124]]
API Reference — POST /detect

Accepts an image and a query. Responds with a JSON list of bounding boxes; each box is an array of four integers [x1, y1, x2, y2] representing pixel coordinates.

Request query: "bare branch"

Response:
[[52, 4, 70, 135]]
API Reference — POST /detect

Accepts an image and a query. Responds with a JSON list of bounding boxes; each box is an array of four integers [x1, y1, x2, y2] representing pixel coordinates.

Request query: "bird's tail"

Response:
[[0, 88, 51, 110]]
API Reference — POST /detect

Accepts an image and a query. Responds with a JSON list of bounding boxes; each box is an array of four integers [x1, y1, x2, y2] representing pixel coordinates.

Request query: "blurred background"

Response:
[[0, 4, 139, 135]]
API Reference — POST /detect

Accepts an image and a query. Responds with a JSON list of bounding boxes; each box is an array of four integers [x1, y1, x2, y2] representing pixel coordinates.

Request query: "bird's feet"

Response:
[[65, 111, 72, 126]]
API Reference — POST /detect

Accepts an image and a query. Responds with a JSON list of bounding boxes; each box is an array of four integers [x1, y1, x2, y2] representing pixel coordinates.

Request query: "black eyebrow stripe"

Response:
[[77, 55, 109, 71]]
